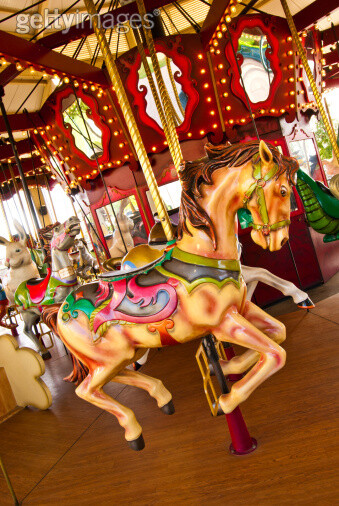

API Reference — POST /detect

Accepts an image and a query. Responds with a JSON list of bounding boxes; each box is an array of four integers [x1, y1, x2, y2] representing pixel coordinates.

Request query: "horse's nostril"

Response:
[[281, 237, 288, 247]]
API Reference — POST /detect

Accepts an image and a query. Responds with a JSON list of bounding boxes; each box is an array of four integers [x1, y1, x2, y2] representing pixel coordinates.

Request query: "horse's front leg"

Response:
[[213, 305, 286, 414], [219, 300, 286, 376], [243, 265, 312, 306]]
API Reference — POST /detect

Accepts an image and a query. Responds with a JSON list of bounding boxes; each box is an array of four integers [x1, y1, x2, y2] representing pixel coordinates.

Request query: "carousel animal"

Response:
[[296, 168, 339, 242], [109, 199, 135, 259], [56, 140, 298, 450], [14, 216, 81, 359], [69, 238, 98, 281], [0, 221, 39, 306]]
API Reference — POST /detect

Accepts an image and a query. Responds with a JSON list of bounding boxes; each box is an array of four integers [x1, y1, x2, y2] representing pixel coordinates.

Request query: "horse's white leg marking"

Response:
[[245, 280, 258, 301], [220, 300, 286, 376], [113, 369, 172, 408], [213, 306, 286, 413], [76, 362, 143, 442], [242, 265, 308, 304]]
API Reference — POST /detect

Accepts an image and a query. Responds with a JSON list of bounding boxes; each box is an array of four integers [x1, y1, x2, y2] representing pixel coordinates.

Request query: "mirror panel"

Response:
[[237, 28, 274, 104], [138, 53, 188, 128], [62, 95, 104, 160]]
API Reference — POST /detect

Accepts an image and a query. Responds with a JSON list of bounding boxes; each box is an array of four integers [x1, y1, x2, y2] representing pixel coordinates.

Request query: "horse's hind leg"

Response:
[[213, 306, 286, 414], [20, 309, 51, 360], [76, 363, 145, 450], [220, 301, 286, 376], [113, 369, 174, 413]]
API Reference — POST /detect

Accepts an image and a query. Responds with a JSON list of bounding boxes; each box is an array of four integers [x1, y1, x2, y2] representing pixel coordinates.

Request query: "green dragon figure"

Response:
[[296, 169, 339, 243]]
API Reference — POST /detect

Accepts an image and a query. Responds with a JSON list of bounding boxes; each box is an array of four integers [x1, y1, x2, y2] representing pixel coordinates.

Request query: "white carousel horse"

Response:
[[14, 217, 81, 359], [109, 199, 135, 259]]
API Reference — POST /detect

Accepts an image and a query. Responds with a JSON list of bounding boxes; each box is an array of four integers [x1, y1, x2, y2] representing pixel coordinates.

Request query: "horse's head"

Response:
[[177, 140, 298, 254], [51, 216, 81, 251], [240, 141, 298, 251]]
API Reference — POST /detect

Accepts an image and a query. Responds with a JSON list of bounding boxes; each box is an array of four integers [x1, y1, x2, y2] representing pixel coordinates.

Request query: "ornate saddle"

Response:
[[26, 268, 52, 304]]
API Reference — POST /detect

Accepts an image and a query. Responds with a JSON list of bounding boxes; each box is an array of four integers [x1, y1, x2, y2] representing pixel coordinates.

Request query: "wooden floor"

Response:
[[0, 294, 338, 505]]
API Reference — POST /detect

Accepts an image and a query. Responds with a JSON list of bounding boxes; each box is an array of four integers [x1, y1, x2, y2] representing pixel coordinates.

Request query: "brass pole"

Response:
[[280, 0, 339, 162], [0, 192, 13, 240], [133, 27, 182, 171], [0, 456, 19, 505], [8, 161, 34, 240], [83, 0, 173, 241], [136, 0, 183, 174], [69, 196, 85, 240], [44, 174, 58, 222], [166, 56, 185, 117]]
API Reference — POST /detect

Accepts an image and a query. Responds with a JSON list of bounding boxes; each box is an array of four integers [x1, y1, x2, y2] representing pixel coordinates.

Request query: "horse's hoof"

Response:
[[297, 298, 315, 309], [128, 434, 145, 451], [161, 399, 175, 415], [41, 351, 52, 360]]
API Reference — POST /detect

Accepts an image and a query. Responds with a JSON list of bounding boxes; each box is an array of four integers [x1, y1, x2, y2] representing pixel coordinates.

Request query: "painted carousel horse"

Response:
[[69, 238, 99, 281], [0, 221, 39, 306], [14, 217, 81, 359], [57, 140, 298, 450]]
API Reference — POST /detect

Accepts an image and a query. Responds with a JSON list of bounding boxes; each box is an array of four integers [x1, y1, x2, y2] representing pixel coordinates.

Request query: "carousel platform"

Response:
[[0, 293, 338, 505]]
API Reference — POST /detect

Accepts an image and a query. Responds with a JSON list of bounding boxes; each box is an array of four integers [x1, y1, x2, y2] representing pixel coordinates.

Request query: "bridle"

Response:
[[243, 156, 290, 236]]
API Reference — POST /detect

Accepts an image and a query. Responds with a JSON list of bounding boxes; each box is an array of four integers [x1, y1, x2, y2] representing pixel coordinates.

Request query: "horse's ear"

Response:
[[259, 140, 273, 165], [13, 220, 26, 242], [0, 236, 9, 246]]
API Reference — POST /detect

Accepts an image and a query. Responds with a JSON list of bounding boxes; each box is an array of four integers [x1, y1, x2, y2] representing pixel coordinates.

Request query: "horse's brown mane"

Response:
[[177, 140, 299, 248]]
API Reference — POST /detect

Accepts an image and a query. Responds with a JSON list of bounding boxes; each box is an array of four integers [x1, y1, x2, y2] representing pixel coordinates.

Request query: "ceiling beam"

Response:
[[321, 24, 339, 47], [0, 112, 45, 134], [39, 0, 172, 49], [324, 50, 339, 66], [200, 0, 230, 48], [294, 0, 339, 32], [0, 156, 44, 180], [0, 29, 108, 87], [0, 139, 32, 161]]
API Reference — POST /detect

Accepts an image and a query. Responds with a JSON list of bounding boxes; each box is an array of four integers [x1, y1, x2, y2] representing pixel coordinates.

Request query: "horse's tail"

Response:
[[41, 305, 89, 386]]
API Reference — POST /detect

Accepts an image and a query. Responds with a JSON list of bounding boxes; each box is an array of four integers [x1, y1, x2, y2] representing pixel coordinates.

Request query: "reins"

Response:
[[243, 156, 290, 236]]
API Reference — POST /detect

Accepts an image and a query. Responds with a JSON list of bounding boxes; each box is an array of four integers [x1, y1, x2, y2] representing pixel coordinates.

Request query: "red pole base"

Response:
[[11, 327, 19, 337], [225, 406, 257, 455], [224, 346, 243, 382]]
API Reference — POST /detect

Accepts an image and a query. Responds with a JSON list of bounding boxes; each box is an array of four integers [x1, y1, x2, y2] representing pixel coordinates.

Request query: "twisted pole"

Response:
[[84, 0, 173, 241], [133, 27, 181, 171], [136, 0, 183, 173]]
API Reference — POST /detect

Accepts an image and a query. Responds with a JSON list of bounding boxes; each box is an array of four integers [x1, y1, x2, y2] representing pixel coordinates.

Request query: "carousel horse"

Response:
[[69, 238, 98, 281], [56, 140, 298, 450], [296, 168, 339, 242], [14, 216, 81, 359], [0, 221, 39, 306], [109, 199, 135, 259]]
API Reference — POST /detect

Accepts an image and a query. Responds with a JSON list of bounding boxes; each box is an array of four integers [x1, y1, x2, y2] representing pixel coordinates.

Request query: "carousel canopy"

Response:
[[0, 0, 337, 182]]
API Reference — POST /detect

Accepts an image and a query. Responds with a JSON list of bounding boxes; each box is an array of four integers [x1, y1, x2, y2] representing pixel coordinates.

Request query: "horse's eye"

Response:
[[15, 249, 21, 253], [280, 185, 288, 197]]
